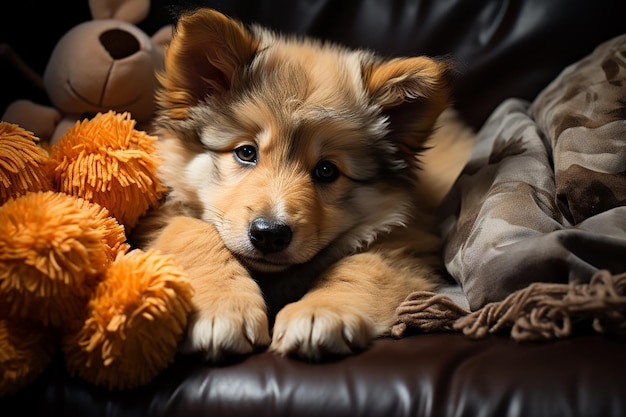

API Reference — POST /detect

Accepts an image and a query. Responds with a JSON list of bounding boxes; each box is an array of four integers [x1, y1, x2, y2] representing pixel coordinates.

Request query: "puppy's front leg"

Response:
[[270, 251, 437, 360], [149, 216, 271, 361]]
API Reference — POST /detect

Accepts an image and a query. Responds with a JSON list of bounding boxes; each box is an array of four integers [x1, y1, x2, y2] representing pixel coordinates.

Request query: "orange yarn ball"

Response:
[[0, 318, 57, 396], [63, 249, 193, 390], [0, 191, 128, 326], [0, 122, 54, 205], [50, 111, 165, 231]]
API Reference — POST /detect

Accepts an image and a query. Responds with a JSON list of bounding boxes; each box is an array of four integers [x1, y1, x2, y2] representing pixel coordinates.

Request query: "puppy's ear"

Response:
[[157, 8, 259, 119], [365, 57, 453, 152]]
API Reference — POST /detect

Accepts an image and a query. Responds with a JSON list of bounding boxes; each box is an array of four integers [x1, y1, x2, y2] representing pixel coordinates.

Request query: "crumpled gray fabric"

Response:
[[438, 33, 626, 311]]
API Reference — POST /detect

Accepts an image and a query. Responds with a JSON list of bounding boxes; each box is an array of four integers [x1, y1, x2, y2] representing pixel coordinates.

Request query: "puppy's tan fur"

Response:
[[137, 8, 474, 361]]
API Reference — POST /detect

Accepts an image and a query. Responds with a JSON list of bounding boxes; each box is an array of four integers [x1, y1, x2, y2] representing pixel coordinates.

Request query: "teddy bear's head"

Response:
[[0, 0, 173, 144], [44, 17, 164, 123]]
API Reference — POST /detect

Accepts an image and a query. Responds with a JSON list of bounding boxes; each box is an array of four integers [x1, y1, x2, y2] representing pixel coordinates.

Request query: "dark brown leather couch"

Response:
[[2, 1, 625, 416]]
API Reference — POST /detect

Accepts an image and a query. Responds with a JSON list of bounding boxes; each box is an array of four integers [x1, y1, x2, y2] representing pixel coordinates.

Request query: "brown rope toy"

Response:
[[392, 269, 626, 341]]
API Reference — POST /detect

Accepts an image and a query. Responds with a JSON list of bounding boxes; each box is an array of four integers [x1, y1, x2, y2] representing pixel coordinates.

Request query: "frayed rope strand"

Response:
[[394, 270, 626, 341]]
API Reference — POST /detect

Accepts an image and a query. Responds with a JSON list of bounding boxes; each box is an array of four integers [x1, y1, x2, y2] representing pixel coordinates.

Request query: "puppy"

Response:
[[135, 7, 474, 362]]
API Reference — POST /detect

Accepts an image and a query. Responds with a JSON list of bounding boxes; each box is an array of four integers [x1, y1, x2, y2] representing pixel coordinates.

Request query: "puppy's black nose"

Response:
[[248, 217, 292, 254]]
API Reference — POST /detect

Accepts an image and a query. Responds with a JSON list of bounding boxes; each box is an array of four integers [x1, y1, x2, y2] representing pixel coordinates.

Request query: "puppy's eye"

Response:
[[312, 160, 340, 183], [234, 145, 257, 164]]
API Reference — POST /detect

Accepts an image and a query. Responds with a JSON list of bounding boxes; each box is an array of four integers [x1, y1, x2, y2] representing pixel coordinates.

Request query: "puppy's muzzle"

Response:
[[248, 217, 293, 254]]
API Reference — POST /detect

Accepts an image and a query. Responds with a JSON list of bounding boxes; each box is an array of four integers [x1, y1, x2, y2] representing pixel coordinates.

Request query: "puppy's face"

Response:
[[154, 9, 451, 272]]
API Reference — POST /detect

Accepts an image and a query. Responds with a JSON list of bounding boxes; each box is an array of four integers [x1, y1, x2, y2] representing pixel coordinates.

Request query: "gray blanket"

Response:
[[394, 33, 626, 340]]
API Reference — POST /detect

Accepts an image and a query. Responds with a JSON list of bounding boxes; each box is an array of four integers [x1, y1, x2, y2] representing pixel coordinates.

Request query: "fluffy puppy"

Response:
[[137, 7, 473, 361]]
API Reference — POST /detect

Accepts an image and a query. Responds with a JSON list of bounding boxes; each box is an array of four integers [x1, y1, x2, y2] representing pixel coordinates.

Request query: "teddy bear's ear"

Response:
[[151, 24, 174, 51], [89, 0, 150, 24]]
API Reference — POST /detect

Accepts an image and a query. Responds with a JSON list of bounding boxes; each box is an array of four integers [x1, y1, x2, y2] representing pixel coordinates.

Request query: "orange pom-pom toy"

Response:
[[0, 191, 127, 326], [0, 319, 57, 396], [0, 115, 192, 396], [51, 110, 165, 231], [64, 249, 192, 389], [0, 123, 53, 204]]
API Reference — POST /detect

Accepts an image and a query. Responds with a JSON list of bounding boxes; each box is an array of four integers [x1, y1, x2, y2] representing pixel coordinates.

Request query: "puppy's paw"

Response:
[[181, 295, 271, 362], [270, 302, 375, 361]]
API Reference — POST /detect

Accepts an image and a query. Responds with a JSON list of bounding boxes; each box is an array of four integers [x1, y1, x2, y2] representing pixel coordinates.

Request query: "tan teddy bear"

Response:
[[2, 0, 172, 144]]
